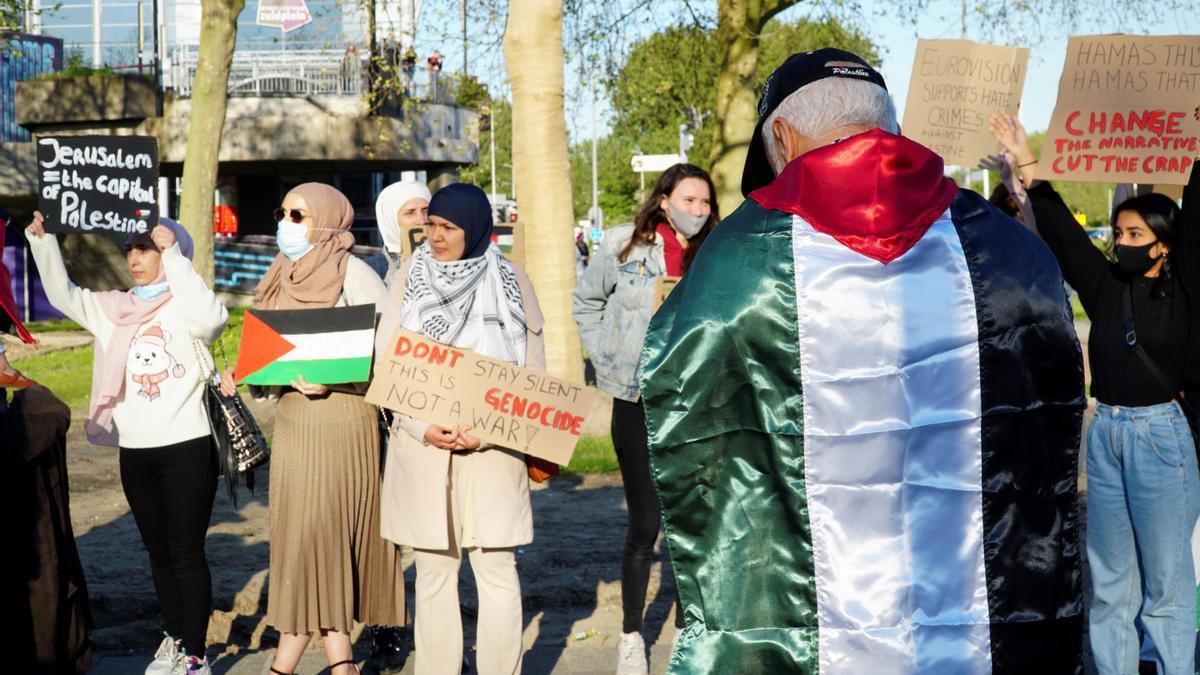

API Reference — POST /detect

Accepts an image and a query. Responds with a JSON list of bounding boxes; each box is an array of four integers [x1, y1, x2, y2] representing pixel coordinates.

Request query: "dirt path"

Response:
[[65, 393, 673, 674]]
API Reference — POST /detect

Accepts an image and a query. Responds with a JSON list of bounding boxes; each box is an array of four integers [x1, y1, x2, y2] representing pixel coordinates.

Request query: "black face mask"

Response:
[[1114, 242, 1161, 276]]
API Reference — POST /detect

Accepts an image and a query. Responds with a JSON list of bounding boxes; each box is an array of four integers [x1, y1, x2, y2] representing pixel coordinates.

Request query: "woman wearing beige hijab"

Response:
[[220, 183, 404, 675]]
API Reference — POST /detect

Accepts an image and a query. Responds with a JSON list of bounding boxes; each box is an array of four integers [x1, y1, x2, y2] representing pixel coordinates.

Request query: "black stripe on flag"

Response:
[[952, 189, 1086, 674], [252, 304, 377, 335]]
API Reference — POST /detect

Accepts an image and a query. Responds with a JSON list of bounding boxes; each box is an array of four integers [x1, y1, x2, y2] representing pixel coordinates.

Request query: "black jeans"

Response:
[[611, 397, 684, 634], [119, 436, 218, 657]]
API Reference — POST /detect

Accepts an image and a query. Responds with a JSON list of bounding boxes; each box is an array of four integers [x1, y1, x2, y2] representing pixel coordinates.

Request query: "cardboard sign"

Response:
[[653, 275, 681, 311], [366, 328, 597, 465], [234, 305, 377, 386], [401, 222, 526, 266], [37, 135, 158, 234], [1038, 35, 1200, 185], [902, 39, 1029, 168]]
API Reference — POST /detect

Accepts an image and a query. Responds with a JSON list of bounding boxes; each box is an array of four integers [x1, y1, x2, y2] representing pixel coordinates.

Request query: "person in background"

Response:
[[992, 113, 1200, 675], [571, 163, 718, 674], [219, 183, 405, 675], [371, 180, 432, 286], [375, 183, 545, 675], [363, 178, 431, 672], [0, 209, 36, 388], [26, 213, 227, 675]]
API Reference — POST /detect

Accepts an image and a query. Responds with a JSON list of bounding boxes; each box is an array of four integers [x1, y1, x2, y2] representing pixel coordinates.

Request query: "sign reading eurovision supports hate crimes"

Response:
[[234, 305, 376, 385], [1038, 35, 1200, 185], [902, 39, 1029, 168], [367, 328, 597, 465], [37, 135, 159, 235]]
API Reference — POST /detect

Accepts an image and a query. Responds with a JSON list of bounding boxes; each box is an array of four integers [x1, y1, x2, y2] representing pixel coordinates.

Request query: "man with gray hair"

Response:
[[639, 48, 1085, 673]]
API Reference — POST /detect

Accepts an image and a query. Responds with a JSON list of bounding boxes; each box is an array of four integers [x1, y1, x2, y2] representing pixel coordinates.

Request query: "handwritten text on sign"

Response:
[[902, 39, 1029, 168], [36, 135, 159, 234], [366, 329, 596, 465], [1038, 35, 1200, 185]]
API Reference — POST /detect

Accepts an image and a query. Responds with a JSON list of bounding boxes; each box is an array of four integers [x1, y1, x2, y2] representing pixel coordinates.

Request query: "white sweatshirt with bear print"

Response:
[[27, 234, 228, 449]]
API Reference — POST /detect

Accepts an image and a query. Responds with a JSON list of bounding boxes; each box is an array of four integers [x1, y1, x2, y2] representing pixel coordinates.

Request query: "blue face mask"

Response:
[[132, 281, 169, 300], [276, 219, 314, 260]]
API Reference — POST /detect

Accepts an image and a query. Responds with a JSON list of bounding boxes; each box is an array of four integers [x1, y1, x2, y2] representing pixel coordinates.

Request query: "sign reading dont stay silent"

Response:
[[36, 135, 159, 234], [366, 328, 596, 465]]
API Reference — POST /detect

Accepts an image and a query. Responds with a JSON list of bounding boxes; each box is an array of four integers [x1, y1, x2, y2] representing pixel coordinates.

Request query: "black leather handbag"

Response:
[[192, 338, 269, 504]]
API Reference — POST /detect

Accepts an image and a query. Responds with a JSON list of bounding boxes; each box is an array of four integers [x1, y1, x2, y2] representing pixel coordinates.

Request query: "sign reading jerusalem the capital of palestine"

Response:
[[36, 135, 159, 235], [367, 329, 596, 466], [1038, 35, 1200, 185], [902, 39, 1029, 169]]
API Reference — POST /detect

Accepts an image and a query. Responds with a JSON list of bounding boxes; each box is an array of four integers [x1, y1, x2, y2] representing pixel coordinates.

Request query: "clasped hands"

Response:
[[424, 424, 482, 452]]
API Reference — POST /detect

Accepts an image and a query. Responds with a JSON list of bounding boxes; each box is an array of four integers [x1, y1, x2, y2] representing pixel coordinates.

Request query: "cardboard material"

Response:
[[902, 39, 1029, 168], [1038, 35, 1200, 185], [367, 328, 596, 465], [37, 135, 159, 235], [653, 275, 681, 312]]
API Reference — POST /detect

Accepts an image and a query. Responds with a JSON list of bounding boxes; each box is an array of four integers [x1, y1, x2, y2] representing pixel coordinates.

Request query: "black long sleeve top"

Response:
[[1027, 172, 1200, 407]]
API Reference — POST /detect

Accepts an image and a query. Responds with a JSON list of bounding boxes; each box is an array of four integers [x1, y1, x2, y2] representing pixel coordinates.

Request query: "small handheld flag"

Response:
[[235, 305, 376, 385]]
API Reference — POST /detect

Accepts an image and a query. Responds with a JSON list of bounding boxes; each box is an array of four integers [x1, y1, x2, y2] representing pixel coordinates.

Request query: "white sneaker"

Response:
[[617, 631, 648, 675], [173, 654, 212, 675], [145, 635, 181, 675]]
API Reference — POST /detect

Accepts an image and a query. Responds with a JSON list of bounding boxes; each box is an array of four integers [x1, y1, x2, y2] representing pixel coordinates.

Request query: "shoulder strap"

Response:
[[1123, 285, 1186, 404]]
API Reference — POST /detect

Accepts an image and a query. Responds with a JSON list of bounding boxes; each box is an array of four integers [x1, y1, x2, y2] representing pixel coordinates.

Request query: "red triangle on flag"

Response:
[[235, 311, 296, 382]]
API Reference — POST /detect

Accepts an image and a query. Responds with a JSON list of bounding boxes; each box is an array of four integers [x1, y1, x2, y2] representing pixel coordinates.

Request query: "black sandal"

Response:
[[269, 668, 293, 675], [329, 659, 359, 674]]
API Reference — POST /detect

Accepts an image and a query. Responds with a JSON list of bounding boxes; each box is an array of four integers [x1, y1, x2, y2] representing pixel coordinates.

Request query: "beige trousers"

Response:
[[412, 453, 524, 675]]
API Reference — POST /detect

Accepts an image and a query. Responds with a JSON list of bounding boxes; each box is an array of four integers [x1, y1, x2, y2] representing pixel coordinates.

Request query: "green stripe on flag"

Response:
[[240, 357, 372, 386]]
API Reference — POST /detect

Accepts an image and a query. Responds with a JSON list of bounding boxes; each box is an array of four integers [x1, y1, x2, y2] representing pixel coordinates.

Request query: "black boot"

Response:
[[368, 625, 406, 673]]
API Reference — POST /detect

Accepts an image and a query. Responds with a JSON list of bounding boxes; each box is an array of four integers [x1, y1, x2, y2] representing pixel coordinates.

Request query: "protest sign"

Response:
[[235, 305, 376, 386], [1038, 35, 1200, 185], [367, 328, 597, 465], [653, 275, 681, 312], [37, 135, 158, 235], [902, 39, 1029, 168]]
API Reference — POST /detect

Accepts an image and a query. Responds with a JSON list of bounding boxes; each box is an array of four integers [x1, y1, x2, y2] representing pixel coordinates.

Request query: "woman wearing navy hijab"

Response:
[[374, 183, 546, 674]]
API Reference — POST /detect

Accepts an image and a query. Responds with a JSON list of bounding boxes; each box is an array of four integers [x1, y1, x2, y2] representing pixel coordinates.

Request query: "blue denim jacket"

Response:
[[572, 225, 666, 402]]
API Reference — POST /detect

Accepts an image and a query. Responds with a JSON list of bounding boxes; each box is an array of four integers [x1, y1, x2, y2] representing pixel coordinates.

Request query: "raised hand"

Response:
[[150, 224, 176, 252], [26, 211, 46, 239]]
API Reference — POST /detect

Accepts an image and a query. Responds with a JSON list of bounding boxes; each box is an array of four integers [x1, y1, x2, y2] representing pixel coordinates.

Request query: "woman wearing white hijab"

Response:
[[372, 180, 432, 286], [374, 183, 544, 675]]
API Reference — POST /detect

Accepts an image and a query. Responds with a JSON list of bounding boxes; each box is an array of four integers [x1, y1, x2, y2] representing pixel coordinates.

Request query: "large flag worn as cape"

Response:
[[640, 129, 1085, 674]]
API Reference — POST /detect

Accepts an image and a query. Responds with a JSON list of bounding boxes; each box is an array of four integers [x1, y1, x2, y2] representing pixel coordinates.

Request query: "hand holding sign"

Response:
[[26, 211, 46, 239], [150, 224, 176, 252]]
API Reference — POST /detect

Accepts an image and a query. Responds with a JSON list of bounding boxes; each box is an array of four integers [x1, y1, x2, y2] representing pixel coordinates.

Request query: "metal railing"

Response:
[[168, 46, 446, 100]]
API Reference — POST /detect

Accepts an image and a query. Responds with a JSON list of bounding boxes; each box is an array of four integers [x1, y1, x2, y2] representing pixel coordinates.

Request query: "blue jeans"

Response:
[[1087, 401, 1200, 675]]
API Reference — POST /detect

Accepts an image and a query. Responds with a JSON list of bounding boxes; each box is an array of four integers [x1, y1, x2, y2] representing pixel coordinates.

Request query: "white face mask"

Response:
[[667, 201, 709, 239], [276, 219, 314, 261]]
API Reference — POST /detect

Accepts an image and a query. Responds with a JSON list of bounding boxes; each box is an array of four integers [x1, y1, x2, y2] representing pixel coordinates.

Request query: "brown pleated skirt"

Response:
[[265, 390, 406, 634]]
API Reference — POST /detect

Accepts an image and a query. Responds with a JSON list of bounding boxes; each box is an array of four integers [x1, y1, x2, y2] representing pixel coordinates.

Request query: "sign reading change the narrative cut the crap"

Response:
[[36, 135, 159, 234], [1038, 35, 1200, 185], [367, 329, 597, 466], [902, 39, 1029, 169]]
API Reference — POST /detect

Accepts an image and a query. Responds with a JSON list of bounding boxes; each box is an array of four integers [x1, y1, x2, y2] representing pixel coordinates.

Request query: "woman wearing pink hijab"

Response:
[[26, 212, 228, 675]]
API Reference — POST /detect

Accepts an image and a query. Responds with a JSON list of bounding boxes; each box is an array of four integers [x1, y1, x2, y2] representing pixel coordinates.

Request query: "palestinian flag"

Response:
[[235, 305, 376, 385], [641, 130, 1086, 674]]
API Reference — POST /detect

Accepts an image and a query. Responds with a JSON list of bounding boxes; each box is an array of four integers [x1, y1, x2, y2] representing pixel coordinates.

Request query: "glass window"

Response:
[[40, 5, 95, 28]]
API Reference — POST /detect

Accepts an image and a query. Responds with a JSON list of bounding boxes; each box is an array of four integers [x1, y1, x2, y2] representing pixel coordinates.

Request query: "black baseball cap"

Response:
[[741, 48, 888, 196]]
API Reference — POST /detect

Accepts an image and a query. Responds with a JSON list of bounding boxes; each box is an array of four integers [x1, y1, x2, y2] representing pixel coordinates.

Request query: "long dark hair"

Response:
[[1112, 193, 1182, 297], [619, 163, 719, 274]]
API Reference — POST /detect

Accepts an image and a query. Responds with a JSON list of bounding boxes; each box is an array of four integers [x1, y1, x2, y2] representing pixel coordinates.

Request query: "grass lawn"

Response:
[[564, 435, 619, 474], [26, 317, 86, 332], [1072, 295, 1087, 322]]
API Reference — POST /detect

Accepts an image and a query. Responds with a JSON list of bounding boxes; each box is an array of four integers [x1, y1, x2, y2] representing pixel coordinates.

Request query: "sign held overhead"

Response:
[[1037, 35, 1200, 185], [902, 39, 1029, 168], [36, 135, 159, 235]]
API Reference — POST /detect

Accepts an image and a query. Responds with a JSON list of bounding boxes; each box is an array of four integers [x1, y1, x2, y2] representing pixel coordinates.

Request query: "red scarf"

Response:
[[749, 129, 957, 264]]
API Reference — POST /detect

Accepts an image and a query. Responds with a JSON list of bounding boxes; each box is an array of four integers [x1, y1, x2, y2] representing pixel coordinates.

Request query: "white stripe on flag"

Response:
[[792, 211, 991, 673], [278, 329, 376, 362]]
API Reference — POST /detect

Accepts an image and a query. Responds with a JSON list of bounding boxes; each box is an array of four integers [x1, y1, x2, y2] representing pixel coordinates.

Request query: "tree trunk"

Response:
[[709, 0, 794, 214], [503, 0, 583, 383], [176, 0, 243, 283]]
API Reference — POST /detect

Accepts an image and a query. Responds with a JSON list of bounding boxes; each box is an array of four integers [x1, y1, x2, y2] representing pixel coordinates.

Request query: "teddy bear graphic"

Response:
[[127, 323, 186, 401]]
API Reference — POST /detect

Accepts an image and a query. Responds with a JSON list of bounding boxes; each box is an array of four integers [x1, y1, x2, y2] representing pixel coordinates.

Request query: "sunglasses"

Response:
[[274, 207, 308, 224]]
